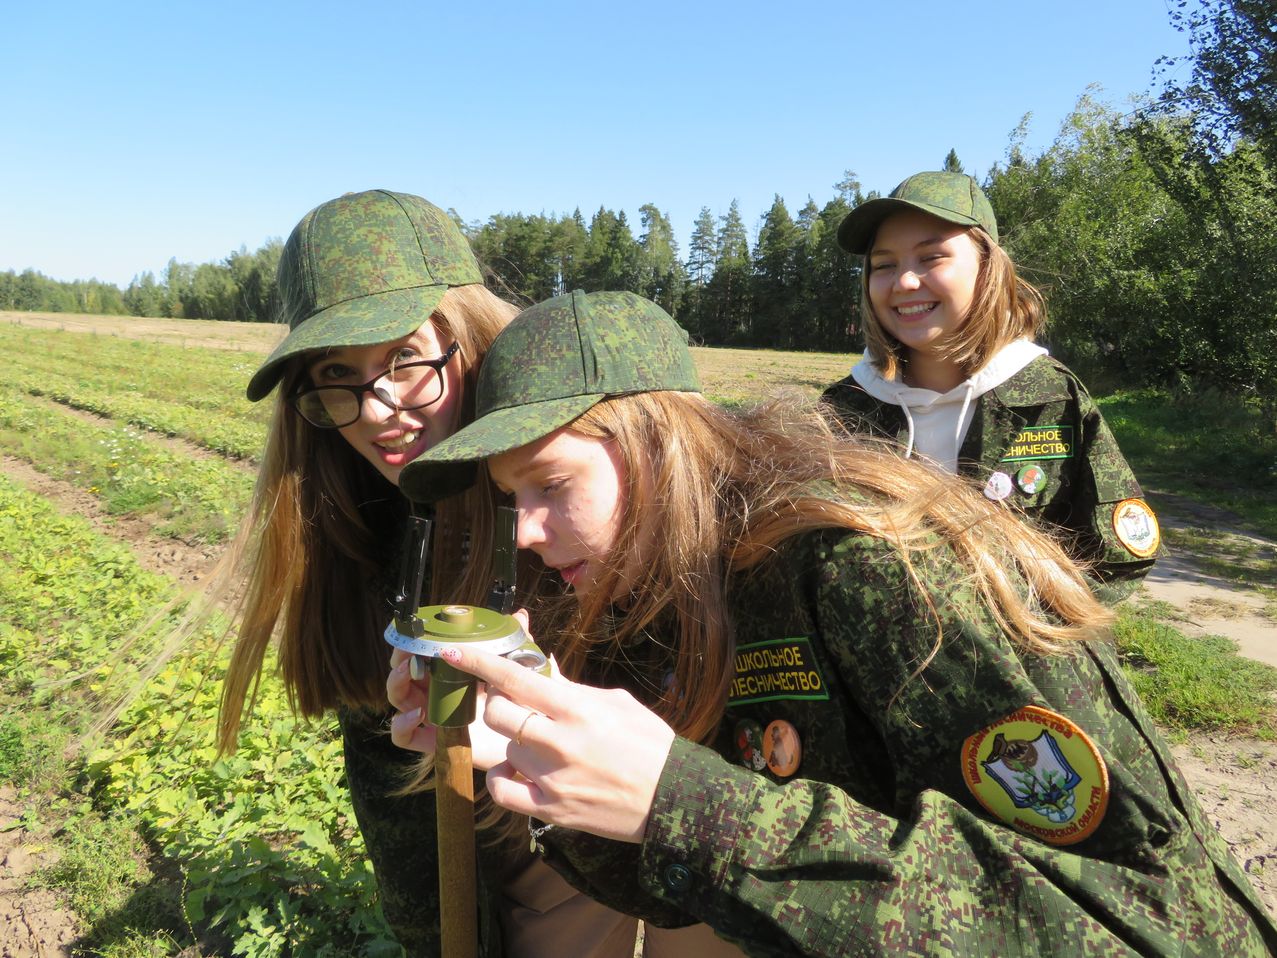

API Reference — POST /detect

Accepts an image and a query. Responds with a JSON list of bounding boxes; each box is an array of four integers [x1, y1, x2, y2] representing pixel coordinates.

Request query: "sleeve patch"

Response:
[[1112, 498, 1161, 558], [961, 705, 1110, 846]]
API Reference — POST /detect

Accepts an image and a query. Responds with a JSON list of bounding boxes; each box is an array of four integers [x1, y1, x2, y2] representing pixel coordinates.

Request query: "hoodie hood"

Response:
[[849, 339, 1048, 471]]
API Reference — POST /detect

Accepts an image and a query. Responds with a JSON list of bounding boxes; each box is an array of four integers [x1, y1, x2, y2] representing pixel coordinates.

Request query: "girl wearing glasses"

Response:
[[224, 191, 690, 956]]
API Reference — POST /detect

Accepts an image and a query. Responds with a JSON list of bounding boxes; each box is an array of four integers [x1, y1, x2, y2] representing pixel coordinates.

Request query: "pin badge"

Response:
[[983, 471, 1013, 501], [763, 720, 802, 777], [734, 719, 767, 771], [1015, 465, 1046, 495]]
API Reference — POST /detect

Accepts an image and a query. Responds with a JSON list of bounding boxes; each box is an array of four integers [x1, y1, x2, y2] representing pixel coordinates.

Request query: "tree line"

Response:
[[3, 0, 1271, 399]]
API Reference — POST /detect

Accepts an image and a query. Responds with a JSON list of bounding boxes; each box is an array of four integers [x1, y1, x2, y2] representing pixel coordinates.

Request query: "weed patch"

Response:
[[1115, 609, 1277, 738], [1099, 389, 1277, 538]]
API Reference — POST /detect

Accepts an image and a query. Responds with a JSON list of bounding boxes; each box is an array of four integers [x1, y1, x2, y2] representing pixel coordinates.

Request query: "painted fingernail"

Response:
[[395, 659, 409, 674], [404, 707, 421, 724], [440, 646, 461, 663]]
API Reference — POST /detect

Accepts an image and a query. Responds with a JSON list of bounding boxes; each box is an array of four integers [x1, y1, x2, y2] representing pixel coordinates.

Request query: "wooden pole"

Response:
[[435, 725, 477, 958]]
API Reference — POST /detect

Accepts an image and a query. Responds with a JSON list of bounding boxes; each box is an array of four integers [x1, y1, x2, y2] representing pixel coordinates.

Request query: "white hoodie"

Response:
[[848, 338, 1048, 473]]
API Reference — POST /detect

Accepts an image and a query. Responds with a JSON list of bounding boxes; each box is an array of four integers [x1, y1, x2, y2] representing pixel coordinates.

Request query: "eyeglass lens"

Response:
[[297, 363, 445, 428]]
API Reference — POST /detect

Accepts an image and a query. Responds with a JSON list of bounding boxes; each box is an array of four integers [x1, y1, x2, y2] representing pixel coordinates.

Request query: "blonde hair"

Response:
[[861, 225, 1046, 382], [217, 284, 518, 752], [547, 391, 1109, 744]]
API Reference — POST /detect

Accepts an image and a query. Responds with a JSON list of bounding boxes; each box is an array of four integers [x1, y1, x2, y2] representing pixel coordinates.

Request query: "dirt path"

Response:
[[2, 455, 1277, 950], [1142, 491, 1277, 667], [1142, 489, 1277, 918]]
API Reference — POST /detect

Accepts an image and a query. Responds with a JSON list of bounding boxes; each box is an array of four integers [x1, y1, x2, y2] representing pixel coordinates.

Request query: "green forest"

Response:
[[5, 0, 1273, 400]]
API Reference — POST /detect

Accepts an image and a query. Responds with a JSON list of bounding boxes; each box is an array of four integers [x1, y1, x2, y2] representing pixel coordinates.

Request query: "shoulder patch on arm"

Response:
[[961, 705, 1110, 846], [1112, 498, 1160, 557]]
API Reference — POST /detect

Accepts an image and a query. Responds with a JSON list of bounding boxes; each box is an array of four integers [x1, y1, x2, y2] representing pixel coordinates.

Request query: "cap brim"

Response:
[[246, 285, 449, 401], [397, 461, 479, 505], [836, 197, 982, 255], [430, 394, 602, 461]]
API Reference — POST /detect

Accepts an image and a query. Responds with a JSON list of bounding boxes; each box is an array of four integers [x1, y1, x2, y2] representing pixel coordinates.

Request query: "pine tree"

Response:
[[637, 204, 685, 318], [704, 200, 751, 344], [683, 206, 719, 338], [752, 195, 799, 348]]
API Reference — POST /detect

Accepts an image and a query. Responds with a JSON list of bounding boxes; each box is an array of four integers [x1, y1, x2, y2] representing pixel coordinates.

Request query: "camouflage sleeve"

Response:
[[539, 826, 698, 928], [1055, 383, 1156, 597], [632, 532, 1268, 956], [820, 375, 900, 441]]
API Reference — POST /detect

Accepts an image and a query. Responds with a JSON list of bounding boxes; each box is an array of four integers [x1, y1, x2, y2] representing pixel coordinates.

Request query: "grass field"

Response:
[[3, 308, 1275, 956]]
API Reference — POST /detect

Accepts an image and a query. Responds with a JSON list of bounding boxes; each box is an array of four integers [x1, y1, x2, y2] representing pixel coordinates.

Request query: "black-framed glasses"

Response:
[[292, 341, 460, 428]]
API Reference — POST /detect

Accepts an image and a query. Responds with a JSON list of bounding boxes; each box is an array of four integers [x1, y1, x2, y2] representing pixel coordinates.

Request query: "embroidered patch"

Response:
[[1001, 425, 1074, 462], [1112, 498, 1160, 558], [727, 637, 830, 705], [961, 705, 1109, 846]]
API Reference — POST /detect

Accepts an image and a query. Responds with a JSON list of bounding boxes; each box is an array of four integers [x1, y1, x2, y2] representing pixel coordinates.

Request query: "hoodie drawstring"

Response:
[[954, 382, 976, 459], [900, 403, 917, 459]]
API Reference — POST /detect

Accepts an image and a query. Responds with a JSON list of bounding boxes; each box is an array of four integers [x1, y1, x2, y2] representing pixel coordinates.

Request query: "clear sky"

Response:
[[2, 0, 1191, 289]]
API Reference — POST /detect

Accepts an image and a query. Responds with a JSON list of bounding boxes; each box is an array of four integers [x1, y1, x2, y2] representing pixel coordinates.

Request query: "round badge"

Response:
[[961, 705, 1109, 846], [1015, 465, 1046, 496], [983, 471, 1013, 501], [1111, 498, 1160, 558], [763, 720, 802, 777], [734, 719, 767, 771]]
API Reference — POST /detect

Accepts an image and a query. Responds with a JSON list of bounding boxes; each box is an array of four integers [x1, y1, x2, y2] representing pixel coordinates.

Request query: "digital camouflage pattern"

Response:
[[540, 525, 1277, 957], [836, 171, 999, 255], [339, 705, 516, 957], [247, 189, 484, 401], [345, 533, 640, 956], [822, 354, 1156, 599], [409, 289, 699, 472]]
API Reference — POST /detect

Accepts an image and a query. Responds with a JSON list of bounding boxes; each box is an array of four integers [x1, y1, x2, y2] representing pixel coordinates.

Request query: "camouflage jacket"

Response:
[[339, 705, 519, 957], [540, 528, 1277, 957], [338, 520, 527, 958], [821, 355, 1157, 597]]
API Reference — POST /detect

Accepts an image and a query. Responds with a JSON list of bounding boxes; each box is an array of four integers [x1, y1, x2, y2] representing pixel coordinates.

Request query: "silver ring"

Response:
[[515, 710, 539, 747]]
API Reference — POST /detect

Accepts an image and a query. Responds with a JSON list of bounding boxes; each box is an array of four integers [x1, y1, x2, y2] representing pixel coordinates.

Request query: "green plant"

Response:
[[1114, 608, 1277, 737]]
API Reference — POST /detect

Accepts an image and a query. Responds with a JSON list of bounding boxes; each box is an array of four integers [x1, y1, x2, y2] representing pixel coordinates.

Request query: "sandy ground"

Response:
[[0, 364, 1274, 950]]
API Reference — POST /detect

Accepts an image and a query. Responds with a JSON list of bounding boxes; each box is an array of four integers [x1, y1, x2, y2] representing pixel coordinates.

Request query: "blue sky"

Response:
[[2, 1, 1190, 289]]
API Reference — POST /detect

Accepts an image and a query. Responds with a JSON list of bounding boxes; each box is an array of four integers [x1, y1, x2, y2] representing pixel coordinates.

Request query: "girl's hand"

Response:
[[437, 641, 676, 844], [385, 647, 512, 770]]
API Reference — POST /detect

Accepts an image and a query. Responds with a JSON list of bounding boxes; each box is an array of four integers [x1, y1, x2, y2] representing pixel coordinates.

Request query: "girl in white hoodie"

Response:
[[823, 170, 1158, 596]]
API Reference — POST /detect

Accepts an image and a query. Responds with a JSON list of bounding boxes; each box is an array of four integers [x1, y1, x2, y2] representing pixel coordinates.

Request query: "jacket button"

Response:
[[663, 863, 692, 893]]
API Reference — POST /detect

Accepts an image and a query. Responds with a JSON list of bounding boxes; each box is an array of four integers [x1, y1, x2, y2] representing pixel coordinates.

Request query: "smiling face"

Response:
[[866, 209, 982, 364], [488, 427, 628, 599], [306, 320, 462, 486]]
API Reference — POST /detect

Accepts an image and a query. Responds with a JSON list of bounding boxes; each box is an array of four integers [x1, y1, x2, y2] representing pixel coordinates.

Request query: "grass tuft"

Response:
[[1114, 608, 1277, 738]]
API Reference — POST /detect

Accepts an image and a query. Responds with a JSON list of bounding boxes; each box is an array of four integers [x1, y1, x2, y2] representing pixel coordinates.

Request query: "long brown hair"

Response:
[[553, 391, 1110, 744], [217, 284, 518, 752], [861, 225, 1046, 381]]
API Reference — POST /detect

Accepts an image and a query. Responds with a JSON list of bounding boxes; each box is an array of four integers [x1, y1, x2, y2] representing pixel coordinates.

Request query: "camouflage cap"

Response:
[[399, 290, 698, 497], [836, 171, 998, 255], [245, 189, 483, 401]]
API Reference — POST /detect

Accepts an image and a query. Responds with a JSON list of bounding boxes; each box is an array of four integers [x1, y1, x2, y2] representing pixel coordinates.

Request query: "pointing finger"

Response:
[[440, 645, 566, 718]]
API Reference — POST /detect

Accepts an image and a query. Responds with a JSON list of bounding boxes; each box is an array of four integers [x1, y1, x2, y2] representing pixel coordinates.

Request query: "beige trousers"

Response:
[[499, 855, 747, 957]]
